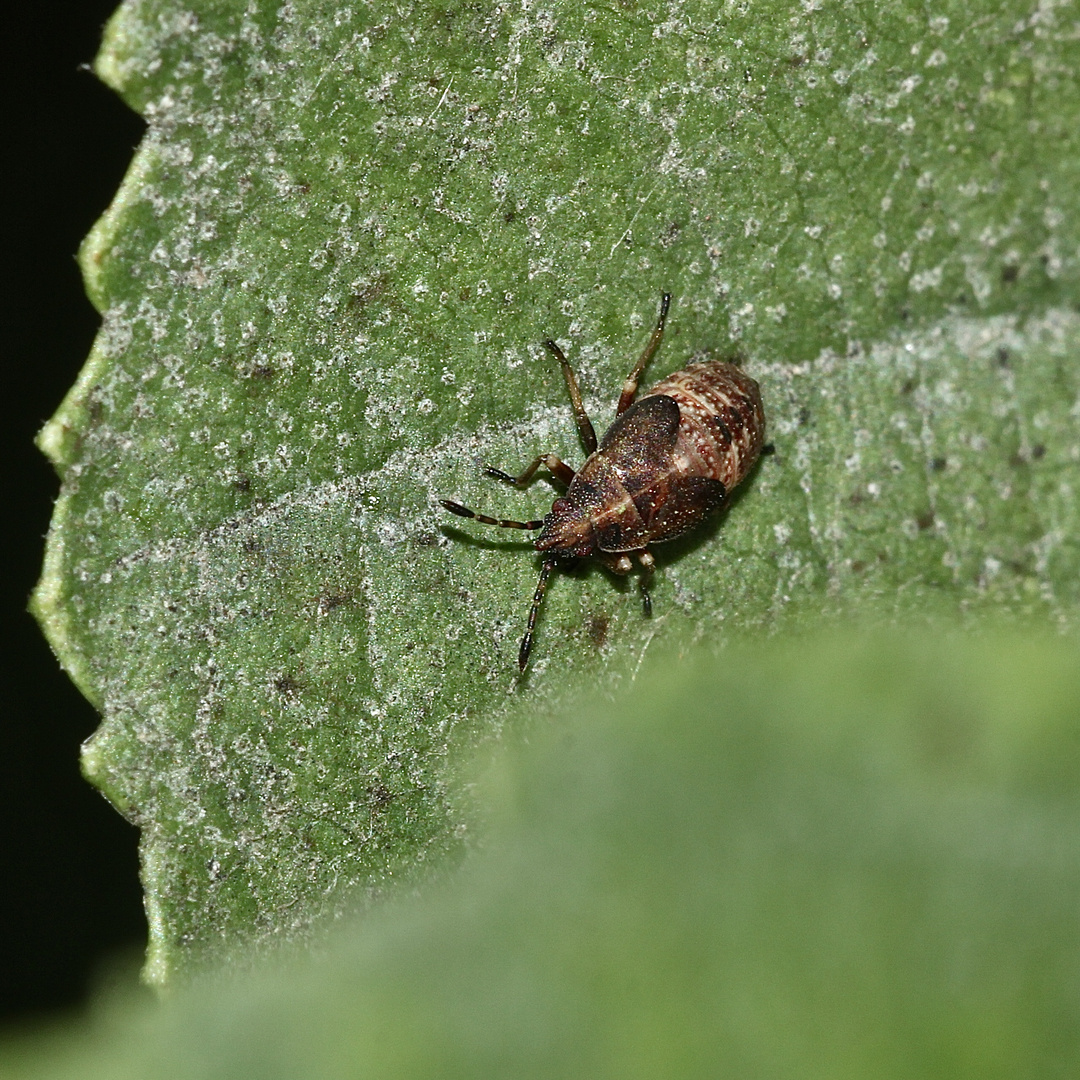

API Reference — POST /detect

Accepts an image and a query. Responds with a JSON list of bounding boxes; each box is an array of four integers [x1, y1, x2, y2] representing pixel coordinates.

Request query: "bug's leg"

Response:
[[519, 557, 557, 671], [485, 453, 576, 488], [637, 548, 656, 617], [543, 339, 598, 455], [616, 293, 671, 415], [440, 500, 544, 531]]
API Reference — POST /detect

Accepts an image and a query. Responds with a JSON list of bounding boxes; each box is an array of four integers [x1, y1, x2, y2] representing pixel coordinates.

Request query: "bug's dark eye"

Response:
[[552, 498, 570, 514]]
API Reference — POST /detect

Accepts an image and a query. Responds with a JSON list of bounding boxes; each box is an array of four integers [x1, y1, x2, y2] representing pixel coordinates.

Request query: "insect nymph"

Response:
[[442, 294, 766, 670]]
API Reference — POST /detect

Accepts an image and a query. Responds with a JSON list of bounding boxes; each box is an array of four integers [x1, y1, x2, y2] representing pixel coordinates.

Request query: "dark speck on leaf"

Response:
[[584, 613, 610, 649], [317, 592, 353, 615], [930, 457, 948, 472], [349, 274, 390, 310], [368, 785, 398, 808], [659, 221, 681, 248], [274, 674, 303, 698]]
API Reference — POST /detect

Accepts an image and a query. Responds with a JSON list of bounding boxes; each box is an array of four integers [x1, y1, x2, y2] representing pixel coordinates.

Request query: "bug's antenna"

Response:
[[440, 500, 544, 531], [519, 557, 556, 671]]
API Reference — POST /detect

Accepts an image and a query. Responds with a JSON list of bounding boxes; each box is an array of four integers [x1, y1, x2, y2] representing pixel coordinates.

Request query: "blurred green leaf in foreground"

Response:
[[6, 631, 1080, 1078], [32, 0, 1080, 981]]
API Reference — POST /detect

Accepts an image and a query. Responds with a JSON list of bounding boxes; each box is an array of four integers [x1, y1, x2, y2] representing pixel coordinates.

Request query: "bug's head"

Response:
[[535, 492, 598, 559]]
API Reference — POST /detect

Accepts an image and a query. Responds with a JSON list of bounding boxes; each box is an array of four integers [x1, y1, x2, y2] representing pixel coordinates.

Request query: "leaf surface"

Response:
[[34, 0, 1080, 980], [6, 632, 1080, 1077]]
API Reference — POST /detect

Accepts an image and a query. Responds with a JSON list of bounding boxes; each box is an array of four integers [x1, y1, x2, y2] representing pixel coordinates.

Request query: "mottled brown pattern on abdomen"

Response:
[[641, 361, 766, 492]]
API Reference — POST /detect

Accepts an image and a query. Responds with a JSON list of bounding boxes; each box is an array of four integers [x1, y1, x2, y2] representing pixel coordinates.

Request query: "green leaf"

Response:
[[6, 631, 1080, 1077], [33, 0, 1080, 982]]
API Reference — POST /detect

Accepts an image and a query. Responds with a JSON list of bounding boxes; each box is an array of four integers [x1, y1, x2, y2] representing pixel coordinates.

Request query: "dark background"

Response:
[[2, 2, 148, 1022]]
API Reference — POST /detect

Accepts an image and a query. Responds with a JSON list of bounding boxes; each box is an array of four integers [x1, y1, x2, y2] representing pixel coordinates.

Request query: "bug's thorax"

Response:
[[534, 432, 656, 561]]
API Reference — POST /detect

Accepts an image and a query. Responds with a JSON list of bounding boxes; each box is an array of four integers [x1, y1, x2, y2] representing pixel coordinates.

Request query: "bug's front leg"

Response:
[[485, 453, 576, 488], [601, 549, 656, 614]]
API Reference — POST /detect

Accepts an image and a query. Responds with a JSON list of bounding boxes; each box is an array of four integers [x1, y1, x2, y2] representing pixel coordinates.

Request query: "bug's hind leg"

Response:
[[485, 454, 576, 488], [617, 293, 671, 415], [637, 548, 656, 617]]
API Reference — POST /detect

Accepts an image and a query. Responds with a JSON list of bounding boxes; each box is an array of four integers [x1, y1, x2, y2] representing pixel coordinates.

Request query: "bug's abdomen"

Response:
[[642, 361, 765, 492]]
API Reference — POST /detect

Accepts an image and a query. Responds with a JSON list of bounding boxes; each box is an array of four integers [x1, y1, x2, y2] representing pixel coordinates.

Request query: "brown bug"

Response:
[[442, 294, 766, 670]]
